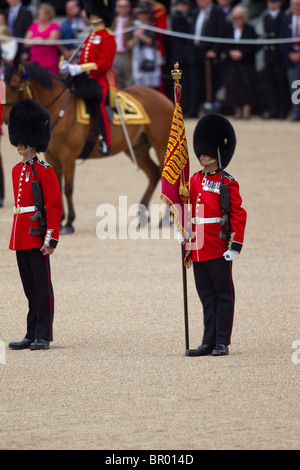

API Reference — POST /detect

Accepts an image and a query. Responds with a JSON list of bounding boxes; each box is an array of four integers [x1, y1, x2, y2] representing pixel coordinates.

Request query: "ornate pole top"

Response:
[[171, 62, 182, 82]]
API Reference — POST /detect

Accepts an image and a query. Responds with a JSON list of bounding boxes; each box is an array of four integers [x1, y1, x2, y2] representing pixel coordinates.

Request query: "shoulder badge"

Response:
[[92, 35, 102, 44], [38, 160, 51, 168], [223, 171, 235, 181]]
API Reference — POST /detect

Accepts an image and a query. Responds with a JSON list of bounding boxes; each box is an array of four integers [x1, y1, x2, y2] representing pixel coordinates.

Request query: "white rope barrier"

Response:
[[0, 23, 298, 47]]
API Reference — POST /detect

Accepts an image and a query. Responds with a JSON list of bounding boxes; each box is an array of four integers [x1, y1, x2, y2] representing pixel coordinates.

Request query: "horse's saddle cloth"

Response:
[[76, 90, 150, 126]]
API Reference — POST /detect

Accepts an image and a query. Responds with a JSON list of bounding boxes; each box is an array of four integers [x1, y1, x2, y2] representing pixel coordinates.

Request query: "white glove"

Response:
[[177, 232, 185, 245], [59, 61, 70, 75], [59, 62, 82, 77], [68, 64, 82, 76], [223, 249, 239, 261]]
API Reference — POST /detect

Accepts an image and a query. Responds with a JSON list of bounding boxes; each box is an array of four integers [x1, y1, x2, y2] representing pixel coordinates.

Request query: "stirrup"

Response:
[[97, 139, 110, 156]]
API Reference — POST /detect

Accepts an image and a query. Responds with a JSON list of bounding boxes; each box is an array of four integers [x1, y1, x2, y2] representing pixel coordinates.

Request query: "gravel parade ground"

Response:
[[0, 117, 299, 450]]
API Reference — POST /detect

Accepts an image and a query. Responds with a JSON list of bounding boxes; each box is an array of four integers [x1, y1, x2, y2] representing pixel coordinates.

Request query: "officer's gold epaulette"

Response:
[[38, 160, 51, 168], [223, 171, 235, 181]]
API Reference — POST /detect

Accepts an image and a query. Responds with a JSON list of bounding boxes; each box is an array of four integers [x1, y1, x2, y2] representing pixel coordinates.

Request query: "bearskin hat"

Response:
[[193, 113, 236, 169], [8, 99, 51, 152], [83, 0, 116, 27]]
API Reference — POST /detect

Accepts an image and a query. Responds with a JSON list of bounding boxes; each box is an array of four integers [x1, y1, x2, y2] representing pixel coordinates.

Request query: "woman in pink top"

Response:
[[25, 3, 61, 75]]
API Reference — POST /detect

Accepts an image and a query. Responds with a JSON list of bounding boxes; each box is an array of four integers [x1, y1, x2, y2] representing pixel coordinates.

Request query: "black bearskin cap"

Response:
[[83, 0, 115, 27], [193, 113, 236, 169], [8, 99, 51, 152]]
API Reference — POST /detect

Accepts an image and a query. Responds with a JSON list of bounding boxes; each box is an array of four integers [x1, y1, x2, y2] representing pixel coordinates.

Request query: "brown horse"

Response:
[[3, 62, 173, 233]]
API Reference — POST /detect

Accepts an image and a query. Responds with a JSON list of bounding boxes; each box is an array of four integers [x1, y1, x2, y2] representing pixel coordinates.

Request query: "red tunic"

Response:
[[77, 28, 116, 146], [9, 157, 63, 251], [188, 169, 247, 262], [78, 28, 116, 90]]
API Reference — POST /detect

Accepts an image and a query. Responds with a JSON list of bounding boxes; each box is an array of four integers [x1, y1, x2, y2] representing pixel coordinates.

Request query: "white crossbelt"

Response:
[[13, 206, 36, 214], [192, 217, 222, 224]]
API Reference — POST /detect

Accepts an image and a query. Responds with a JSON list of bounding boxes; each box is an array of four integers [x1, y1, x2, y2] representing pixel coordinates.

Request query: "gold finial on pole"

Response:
[[171, 62, 182, 96], [171, 62, 182, 81]]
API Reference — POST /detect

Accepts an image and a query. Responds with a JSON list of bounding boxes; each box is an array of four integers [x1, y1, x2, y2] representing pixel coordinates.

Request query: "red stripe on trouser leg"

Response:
[[227, 260, 235, 345], [45, 255, 53, 342], [99, 88, 111, 147]]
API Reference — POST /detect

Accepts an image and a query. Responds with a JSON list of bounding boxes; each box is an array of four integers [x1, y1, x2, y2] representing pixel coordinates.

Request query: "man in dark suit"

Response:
[[187, 0, 225, 117], [280, 0, 300, 120], [170, 0, 192, 115], [262, 0, 290, 119], [5, 0, 33, 62]]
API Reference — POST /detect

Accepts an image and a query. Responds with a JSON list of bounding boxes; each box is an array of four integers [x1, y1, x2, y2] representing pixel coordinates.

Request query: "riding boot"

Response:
[[95, 107, 110, 156], [98, 135, 110, 156]]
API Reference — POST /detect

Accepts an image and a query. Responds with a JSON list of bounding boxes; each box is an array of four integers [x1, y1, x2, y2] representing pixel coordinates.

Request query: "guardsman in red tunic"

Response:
[[8, 99, 63, 351], [180, 114, 247, 356], [60, 0, 116, 155]]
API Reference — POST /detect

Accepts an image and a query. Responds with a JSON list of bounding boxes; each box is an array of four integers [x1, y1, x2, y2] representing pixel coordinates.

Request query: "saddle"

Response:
[[66, 71, 150, 158], [77, 90, 151, 159], [77, 90, 150, 126]]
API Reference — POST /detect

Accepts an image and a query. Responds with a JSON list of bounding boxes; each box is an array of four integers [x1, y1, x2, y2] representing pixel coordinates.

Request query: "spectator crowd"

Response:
[[1, 0, 300, 121]]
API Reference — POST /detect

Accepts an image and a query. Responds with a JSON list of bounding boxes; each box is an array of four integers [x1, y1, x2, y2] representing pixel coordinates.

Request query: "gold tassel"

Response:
[[179, 181, 184, 196], [182, 186, 189, 198], [179, 181, 189, 198]]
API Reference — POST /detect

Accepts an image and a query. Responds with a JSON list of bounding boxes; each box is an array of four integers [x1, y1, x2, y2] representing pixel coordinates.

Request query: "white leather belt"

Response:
[[192, 217, 222, 224], [14, 205, 35, 214]]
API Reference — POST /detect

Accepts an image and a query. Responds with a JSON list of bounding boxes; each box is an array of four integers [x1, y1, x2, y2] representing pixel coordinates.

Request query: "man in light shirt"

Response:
[[111, 0, 134, 89], [280, 0, 300, 120]]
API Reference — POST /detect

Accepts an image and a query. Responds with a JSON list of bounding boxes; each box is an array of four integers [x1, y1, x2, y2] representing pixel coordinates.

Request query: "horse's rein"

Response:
[[5, 68, 71, 130]]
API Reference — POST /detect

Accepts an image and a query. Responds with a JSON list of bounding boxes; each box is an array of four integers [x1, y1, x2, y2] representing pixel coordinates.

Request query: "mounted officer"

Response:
[[60, 0, 117, 155]]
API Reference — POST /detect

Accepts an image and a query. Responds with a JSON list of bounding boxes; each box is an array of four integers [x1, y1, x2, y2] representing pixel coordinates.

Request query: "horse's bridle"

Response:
[[4, 68, 32, 106], [5, 65, 71, 130]]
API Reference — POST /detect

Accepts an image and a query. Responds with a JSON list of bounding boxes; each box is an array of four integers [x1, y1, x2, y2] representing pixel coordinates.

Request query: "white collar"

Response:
[[268, 9, 280, 18], [10, 3, 21, 14]]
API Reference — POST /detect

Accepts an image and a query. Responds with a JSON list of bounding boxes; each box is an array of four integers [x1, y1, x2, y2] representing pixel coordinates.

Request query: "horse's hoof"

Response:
[[60, 225, 75, 235], [139, 214, 149, 228]]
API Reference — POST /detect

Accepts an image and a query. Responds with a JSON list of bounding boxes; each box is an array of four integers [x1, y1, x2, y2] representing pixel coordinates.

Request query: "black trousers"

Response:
[[189, 50, 219, 116], [71, 73, 108, 143], [193, 257, 235, 345], [0, 151, 4, 200], [265, 63, 290, 117], [16, 249, 54, 341]]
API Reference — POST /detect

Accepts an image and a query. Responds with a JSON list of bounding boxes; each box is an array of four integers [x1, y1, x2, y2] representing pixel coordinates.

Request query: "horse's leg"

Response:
[[134, 133, 161, 207], [128, 133, 161, 226], [45, 150, 66, 224], [59, 154, 76, 234], [143, 129, 173, 229]]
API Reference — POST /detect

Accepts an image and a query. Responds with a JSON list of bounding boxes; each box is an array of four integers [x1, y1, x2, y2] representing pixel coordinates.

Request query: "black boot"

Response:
[[9, 337, 33, 350], [30, 339, 50, 350], [185, 344, 215, 356], [212, 344, 229, 356]]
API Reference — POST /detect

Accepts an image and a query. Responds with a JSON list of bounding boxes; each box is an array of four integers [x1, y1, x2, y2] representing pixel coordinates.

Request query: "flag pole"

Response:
[[171, 63, 189, 351], [181, 243, 189, 350]]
